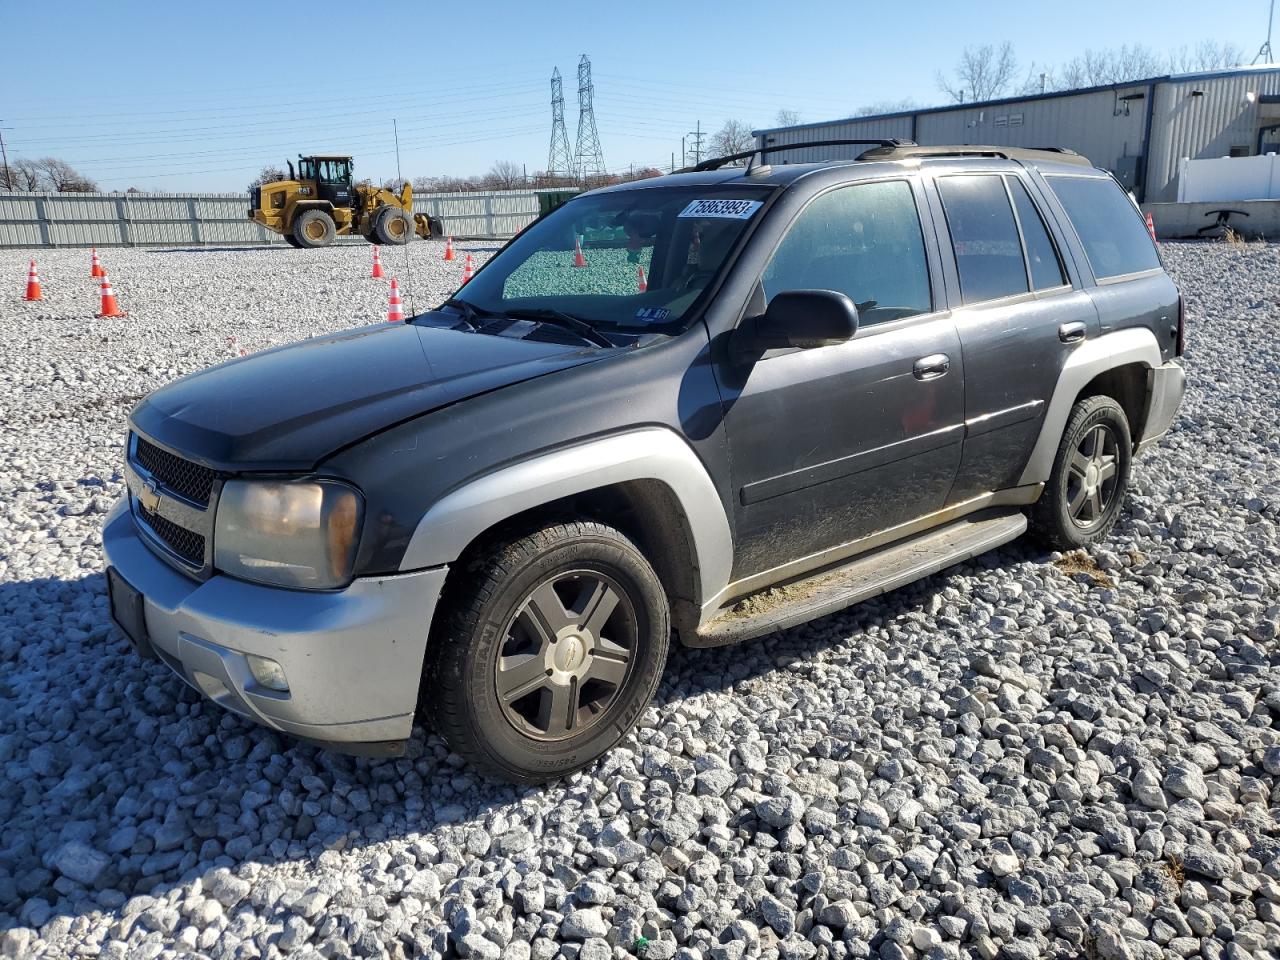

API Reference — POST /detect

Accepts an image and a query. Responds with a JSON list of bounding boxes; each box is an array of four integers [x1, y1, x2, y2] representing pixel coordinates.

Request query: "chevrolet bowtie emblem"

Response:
[[137, 475, 162, 514]]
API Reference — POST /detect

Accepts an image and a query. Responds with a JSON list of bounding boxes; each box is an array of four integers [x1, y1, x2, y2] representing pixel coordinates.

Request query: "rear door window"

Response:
[[937, 175, 1028, 304], [760, 179, 932, 327], [1006, 176, 1066, 290], [1046, 175, 1160, 279]]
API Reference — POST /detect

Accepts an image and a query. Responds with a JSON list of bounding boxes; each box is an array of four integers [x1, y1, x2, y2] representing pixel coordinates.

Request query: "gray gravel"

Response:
[[1, 240, 1279, 960]]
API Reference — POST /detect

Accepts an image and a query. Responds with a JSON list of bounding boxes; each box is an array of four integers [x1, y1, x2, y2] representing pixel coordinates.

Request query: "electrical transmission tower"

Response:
[[547, 68, 575, 180], [574, 55, 606, 181], [1253, 0, 1275, 64]]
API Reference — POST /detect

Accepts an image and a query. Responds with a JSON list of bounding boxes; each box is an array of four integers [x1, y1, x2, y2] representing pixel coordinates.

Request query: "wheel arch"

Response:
[[288, 200, 336, 221], [400, 428, 733, 640], [1017, 327, 1163, 487]]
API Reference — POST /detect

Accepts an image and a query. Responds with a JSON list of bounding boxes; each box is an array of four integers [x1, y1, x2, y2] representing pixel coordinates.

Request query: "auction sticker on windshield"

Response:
[[678, 199, 763, 219]]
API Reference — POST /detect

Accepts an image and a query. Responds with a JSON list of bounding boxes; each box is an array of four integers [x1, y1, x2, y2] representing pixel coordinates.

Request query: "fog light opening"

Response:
[[246, 654, 289, 693]]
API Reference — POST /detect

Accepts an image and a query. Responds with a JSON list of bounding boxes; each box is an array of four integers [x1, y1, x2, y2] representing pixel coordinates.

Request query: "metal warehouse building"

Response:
[[754, 65, 1280, 203]]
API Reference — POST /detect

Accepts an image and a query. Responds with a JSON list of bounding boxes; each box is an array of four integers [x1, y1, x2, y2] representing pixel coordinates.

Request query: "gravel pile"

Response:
[[1, 240, 1279, 960]]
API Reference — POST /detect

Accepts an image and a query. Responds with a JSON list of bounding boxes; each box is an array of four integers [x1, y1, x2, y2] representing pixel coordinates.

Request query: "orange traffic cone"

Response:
[[90, 247, 105, 278], [461, 253, 474, 284], [371, 245, 385, 278], [1145, 212, 1157, 244], [387, 277, 405, 322], [573, 237, 587, 268], [443, 236, 456, 261], [23, 259, 43, 301], [95, 270, 126, 318], [637, 264, 647, 293]]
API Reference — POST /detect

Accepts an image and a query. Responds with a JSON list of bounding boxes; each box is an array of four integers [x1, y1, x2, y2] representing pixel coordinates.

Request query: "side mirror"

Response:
[[742, 289, 860, 353]]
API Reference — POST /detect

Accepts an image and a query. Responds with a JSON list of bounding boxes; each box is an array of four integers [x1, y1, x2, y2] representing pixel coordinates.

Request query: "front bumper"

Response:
[[102, 497, 447, 752], [1137, 360, 1186, 454]]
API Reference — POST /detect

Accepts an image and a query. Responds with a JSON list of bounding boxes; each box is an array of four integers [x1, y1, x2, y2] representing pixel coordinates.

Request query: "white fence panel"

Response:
[[1177, 154, 1280, 202]]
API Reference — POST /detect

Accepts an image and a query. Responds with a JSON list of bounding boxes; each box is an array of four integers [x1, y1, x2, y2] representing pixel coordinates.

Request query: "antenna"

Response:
[[393, 118, 416, 316], [547, 68, 575, 180], [574, 55, 605, 182], [1256, 0, 1277, 63]]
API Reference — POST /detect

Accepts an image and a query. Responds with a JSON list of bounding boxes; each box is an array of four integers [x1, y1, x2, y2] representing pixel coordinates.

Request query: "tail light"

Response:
[[1175, 295, 1186, 357]]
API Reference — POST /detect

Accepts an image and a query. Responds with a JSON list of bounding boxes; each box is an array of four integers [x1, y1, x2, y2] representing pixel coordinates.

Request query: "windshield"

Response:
[[446, 184, 771, 332]]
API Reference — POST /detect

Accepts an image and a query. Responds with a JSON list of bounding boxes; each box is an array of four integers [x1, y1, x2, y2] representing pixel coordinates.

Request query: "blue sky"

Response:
[[1, 0, 1272, 192]]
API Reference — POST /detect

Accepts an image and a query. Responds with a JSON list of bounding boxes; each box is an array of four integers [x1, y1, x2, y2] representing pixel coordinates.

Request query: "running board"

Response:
[[691, 508, 1028, 647]]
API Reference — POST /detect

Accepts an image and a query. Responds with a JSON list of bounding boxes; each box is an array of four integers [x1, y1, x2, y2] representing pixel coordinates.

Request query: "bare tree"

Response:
[[774, 108, 802, 127], [381, 177, 408, 192], [853, 98, 925, 117], [1170, 40, 1243, 73], [248, 165, 286, 189], [937, 42, 1018, 103], [1058, 44, 1167, 88], [484, 160, 525, 191], [709, 119, 755, 161], [31, 157, 98, 192]]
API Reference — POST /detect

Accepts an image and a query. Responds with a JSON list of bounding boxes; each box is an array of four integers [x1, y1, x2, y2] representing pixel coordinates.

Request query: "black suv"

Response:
[[104, 142, 1185, 782]]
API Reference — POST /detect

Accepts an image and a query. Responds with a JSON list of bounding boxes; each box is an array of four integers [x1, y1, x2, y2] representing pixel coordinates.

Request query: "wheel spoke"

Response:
[[1096, 455, 1117, 484], [1068, 448, 1092, 479], [538, 679, 577, 736], [1087, 487, 1104, 520], [496, 654, 548, 702], [577, 579, 621, 639], [1068, 484, 1089, 517], [585, 652, 628, 689], [524, 581, 575, 638]]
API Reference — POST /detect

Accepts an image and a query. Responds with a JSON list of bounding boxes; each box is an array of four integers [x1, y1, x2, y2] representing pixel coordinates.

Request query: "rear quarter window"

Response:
[[1046, 175, 1160, 280]]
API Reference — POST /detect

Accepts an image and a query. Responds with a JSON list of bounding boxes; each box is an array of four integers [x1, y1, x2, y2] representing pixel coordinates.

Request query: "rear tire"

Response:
[[1028, 395, 1132, 550], [283, 234, 302, 248], [292, 209, 336, 248], [373, 205, 412, 245], [424, 521, 670, 784]]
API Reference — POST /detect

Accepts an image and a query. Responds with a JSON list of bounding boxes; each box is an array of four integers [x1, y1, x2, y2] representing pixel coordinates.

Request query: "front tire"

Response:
[[425, 521, 670, 784], [1028, 395, 1132, 550], [373, 205, 412, 245]]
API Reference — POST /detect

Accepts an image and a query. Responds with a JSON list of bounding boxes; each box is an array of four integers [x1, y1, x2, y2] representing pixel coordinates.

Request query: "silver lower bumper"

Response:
[[102, 498, 448, 748], [1137, 360, 1186, 454]]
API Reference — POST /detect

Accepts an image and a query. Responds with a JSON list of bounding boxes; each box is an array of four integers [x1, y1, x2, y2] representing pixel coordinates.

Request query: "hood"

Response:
[[130, 321, 606, 471]]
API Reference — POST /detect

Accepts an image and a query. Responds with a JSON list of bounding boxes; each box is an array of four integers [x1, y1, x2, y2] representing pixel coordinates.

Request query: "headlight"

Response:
[[214, 480, 363, 589]]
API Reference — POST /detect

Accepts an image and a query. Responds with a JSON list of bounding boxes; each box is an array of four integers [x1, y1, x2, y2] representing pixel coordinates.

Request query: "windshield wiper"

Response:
[[437, 297, 493, 331], [502, 308, 615, 348]]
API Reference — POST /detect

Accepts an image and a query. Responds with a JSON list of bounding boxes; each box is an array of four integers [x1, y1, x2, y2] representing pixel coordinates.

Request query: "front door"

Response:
[[717, 178, 964, 583], [315, 158, 353, 208]]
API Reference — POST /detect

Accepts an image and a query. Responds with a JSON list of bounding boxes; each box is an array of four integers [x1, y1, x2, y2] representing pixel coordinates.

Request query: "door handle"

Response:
[[913, 353, 950, 380], [1058, 321, 1087, 344]]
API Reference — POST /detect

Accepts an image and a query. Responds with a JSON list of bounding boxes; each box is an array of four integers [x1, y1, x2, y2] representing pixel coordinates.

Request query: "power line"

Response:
[[687, 121, 705, 166], [547, 67, 574, 179], [574, 55, 605, 180]]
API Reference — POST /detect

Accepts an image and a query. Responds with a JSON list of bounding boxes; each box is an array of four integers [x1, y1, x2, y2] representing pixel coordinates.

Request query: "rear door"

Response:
[[717, 176, 965, 582], [929, 169, 1099, 504]]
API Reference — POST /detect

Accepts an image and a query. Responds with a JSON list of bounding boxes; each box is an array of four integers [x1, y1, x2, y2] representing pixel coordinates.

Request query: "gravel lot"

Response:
[[1, 240, 1279, 960]]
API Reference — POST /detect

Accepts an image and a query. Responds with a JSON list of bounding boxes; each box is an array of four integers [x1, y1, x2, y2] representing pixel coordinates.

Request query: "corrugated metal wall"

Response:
[[0, 188, 571, 248], [1146, 71, 1280, 202], [755, 67, 1280, 203]]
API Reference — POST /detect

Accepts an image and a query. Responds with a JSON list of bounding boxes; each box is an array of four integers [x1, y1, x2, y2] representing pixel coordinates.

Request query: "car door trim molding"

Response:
[[706, 483, 1043, 617], [739, 423, 964, 506], [399, 427, 733, 606], [1016, 326, 1162, 486], [965, 400, 1044, 439]]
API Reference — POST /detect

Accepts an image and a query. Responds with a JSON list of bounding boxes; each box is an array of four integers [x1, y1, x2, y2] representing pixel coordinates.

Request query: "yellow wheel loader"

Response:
[[248, 155, 444, 248]]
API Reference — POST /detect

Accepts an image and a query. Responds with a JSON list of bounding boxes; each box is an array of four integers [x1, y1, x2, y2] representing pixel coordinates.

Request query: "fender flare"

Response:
[[399, 428, 734, 606], [1017, 326, 1162, 486]]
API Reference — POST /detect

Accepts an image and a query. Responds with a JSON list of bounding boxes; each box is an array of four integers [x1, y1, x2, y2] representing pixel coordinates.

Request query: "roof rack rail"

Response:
[[855, 144, 1092, 166], [681, 138, 917, 173]]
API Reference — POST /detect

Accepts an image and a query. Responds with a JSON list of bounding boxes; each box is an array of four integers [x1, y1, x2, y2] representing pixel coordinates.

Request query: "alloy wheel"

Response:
[[1066, 423, 1120, 528]]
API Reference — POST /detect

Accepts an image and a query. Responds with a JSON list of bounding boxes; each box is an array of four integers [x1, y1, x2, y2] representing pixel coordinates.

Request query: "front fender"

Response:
[[399, 428, 733, 605]]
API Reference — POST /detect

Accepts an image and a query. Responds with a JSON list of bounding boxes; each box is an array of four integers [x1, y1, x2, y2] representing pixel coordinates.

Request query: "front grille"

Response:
[[137, 503, 206, 566], [133, 436, 215, 505]]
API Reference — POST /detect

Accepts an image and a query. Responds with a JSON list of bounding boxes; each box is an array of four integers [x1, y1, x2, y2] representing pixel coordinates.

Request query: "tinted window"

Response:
[[761, 180, 931, 326], [1047, 175, 1160, 279], [1007, 177, 1066, 290], [937, 175, 1027, 304]]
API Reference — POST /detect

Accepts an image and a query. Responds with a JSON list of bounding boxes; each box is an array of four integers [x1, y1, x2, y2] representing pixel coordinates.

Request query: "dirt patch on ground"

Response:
[[1054, 550, 1114, 587]]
